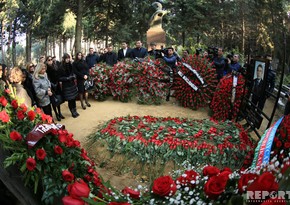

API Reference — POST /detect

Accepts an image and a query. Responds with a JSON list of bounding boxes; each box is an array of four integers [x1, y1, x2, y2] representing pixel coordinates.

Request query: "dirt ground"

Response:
[[58, 96, 283, 190]]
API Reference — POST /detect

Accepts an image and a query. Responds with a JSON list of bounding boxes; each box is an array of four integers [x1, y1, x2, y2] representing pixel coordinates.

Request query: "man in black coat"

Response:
[[118, 42, 132, 61], [102, 45, 117, 66], [130, 40, 148, 59], [85, 48, 99, 69]]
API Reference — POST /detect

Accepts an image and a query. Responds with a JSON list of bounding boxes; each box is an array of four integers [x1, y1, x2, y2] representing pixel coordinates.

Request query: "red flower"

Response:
[[152, 175, 177, 197], [0, 96, 8, 107], [247, 172, 278, 193], [11, 99, 18, 109], [58, 134, 67, 143], [62, 196, 84, 205], [9, 131, 22, 141], [26, 157, 36, 171], [19, 103, 27, 112], [67, 179, 90, 199], [204, 173, 229, 200], [275, 140, 282, 148], [238, 173, 258, 193], [284, 142, 290, 149], [36, 148, 46, 160], [176, 170, 199, 187], [54, 145, 63, 155], [0, 110, 10, 122], [62, 170, 75, 182], [203, 166, 220, 177], [17, 110, 25, 120], [121, 187, 140, 199], [27, 110, 36, 121]]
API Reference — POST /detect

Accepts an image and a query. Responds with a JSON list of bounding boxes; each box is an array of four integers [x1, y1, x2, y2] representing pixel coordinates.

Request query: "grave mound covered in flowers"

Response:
[[92, 115, 256, 173]]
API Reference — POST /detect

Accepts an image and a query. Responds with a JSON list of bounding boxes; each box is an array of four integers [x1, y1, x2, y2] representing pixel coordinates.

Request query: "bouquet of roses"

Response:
[[0, 88, 112, 205], [132, 58, 169, 105], [108, 61, 135, 102], [173, 55, 218, 110], [90, 63, 110, 101], [210, 72, 246, 121]]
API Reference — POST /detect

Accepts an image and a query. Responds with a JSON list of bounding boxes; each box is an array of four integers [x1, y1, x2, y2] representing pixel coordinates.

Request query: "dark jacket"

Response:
[[102, 52, 118, 66], [163, 55, 177, 68], [72, 59, 90, 80], [22, 71, 38, 106], [213, 56, 226, 80], [85, 53, 99, 68], [58, 62, 78, 101], [130, 47, 148, 59], [118, 48, 132, 61]]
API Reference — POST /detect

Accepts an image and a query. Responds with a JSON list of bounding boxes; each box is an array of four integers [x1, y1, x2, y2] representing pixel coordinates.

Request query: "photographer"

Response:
[[162, 47, 177, 70], [213, 47, 226, 80], [228, 54, 241, 74]]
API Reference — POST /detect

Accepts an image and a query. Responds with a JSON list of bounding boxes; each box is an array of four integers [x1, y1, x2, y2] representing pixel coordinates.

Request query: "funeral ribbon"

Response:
[[182, 63, 205, 85], [26, 123, 65, 148], [251, 116, 284, 167], [177, 70, 199, 91]]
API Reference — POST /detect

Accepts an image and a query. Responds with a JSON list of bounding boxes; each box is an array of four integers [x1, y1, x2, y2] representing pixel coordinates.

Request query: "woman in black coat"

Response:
[[58, 53, 79, 118], [46, 56, 65, 121], [73, 52, 91, 109]]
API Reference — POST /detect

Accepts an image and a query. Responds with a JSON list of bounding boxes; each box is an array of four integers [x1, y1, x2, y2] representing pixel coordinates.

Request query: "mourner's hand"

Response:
[[48, 90, 53, 96], [84, 75, 88, 80], [227, 58, 231, 64]]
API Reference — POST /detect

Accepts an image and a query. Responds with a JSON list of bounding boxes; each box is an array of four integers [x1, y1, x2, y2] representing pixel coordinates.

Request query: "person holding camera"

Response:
[[213, 47, 226, 80], [162, 47, 177, 70], [228, 54, 241, 74]]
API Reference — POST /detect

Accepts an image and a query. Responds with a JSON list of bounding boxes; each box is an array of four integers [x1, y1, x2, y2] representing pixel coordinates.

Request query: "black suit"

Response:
[[130, 47, 148, 59], [118, 48, 132, 61], [251, 78, 265, 110]]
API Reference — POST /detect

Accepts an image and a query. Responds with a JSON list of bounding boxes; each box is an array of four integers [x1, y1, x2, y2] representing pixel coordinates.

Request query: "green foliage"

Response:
[[92, 116, 256, 170]]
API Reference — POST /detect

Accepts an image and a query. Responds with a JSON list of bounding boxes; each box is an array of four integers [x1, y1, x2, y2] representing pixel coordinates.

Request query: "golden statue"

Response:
[[149, 2, 169, 29]]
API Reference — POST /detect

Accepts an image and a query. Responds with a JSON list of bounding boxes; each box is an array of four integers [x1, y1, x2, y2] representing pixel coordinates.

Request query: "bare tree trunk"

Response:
[[63, 35, 67, 54], [44, 36, 48, 57], [74, 0, 83, 55], [59, 35, 62, 61], [26, 29, 32, 63], [1, 20, 5, 64], [53, 36, 56, 57], [182, 31, 185, 48], [12, 18, 17, 66]]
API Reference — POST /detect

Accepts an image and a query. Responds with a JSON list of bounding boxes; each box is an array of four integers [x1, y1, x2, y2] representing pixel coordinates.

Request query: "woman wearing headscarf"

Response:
[[58, 53, 79, 118], [73, 51, 91, 110]]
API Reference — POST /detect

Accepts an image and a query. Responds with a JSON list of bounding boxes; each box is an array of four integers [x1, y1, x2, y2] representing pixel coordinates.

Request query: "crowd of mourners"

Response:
[[1, 38, 286, 122]]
